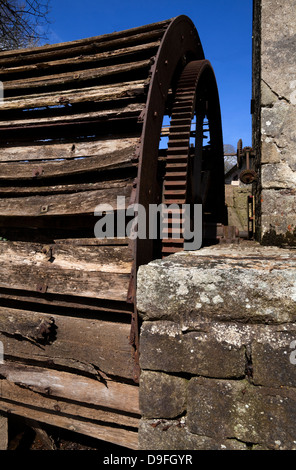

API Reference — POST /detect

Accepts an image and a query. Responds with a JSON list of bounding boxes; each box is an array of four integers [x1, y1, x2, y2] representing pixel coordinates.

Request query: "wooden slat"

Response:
[[0, 242, 133, 301], [0, 306, 55, 340], [4, 59, 151, 93], [0, 80, 146, 111], [0, 183, 132, 217], [0, 41, 160, 79], [0, 103, 145, 130], [0, 307, 134, 379], [0, 396, 139, 449], [0, 363, 139, 413], [0, 21, 170, 64], [0, 136, 139, 163], [0, 290, 133, 315], [0, 242, 133, 272], [0, 178, 133, 196], [0, 381, 139, 429], [0, 149, 136, 180]]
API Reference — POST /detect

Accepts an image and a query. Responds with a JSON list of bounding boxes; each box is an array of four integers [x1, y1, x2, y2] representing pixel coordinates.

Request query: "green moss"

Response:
[[261, 227, 296, 247]]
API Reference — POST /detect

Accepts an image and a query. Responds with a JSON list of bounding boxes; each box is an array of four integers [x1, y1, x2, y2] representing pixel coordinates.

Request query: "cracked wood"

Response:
[[0, 306, 134, 379], [0, 242, 133, 301]]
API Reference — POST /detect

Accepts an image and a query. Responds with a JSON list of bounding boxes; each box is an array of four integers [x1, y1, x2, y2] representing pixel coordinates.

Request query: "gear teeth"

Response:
[[161, 60, 206, 258]]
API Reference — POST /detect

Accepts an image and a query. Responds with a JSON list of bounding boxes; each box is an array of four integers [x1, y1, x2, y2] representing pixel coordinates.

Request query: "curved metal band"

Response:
[[135, 15, 204, 268], [161, 59, 225, 256]]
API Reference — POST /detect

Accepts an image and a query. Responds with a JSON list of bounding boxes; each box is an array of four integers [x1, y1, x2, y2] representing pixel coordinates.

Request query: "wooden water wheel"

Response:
[[0, 16, 225, 449]]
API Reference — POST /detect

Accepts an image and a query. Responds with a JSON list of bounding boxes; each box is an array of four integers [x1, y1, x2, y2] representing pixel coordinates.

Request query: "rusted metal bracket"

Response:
[[203, 223, 250, 244], [203, 223, 240, 244], [137, 108, 146, 124], [217, 225, 240, 244], [248, 195, 255, 239], [36, 283, 48, 294], [32, 166, 44, 178], [237, 140, 258, 184], [41, 244, 55, 261]]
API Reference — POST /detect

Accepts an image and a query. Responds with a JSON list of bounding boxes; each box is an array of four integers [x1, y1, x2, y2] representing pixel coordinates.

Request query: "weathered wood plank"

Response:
[[0, 308, 55, 343], [0, 307, 134, 378], [0, 380, 139, 429], [0, 22, 169, 64], [0, 42, 160, 78], [0, 103, 145, 130], [0, 363, 139, 413], [0, 242, 133, 301], [0, 80, 146, 111], [4, 59, 151, 92], [0, 290, 133, 315], [0, 136, 139, 163], [0, 183, 132, 217], [0, 178, 133, 196], [0, 398, 139, 449], [0, 148, 137, 180]]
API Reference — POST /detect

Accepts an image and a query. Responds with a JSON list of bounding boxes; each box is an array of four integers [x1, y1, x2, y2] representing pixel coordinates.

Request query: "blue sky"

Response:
[[47, 0, 253, 150]]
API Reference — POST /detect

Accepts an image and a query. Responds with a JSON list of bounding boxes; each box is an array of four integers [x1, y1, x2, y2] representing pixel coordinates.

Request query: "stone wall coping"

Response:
[[137, 241, 296, 324]]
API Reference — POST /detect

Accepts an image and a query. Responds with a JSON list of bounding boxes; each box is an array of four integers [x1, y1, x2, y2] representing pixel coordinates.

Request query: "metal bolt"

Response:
[[32, 166, 44, 178], [40, 205, 49, 213], [36, 283, 48, 293]]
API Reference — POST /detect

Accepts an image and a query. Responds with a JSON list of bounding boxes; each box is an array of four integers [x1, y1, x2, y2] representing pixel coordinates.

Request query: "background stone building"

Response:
[[253, 0, 296, 245]]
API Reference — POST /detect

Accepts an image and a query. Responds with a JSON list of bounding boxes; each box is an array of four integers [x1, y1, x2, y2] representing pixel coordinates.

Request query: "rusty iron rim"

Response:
[[161, 59, 226, 256], [128, 16, 205, 381]]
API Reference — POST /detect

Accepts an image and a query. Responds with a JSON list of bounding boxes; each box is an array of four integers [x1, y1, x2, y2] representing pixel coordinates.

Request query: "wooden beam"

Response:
[[0, 290, 133, 316], [0, 242, 133, 302], [0, 184, 132, 217], [0, 149, 136, 180], [0, 393, 139, 449], [0, 136, 139, 163], [0, 362, 139, 414], [0, 103, 145, 130], [4, 60, 151, 93], [0, 22, 169, 65], [0, 380, 139, 429], [0, 42, 160, 79], [0, 178, 133, 196], [0, 80, 146, 111], [0, 306, 135, 379]]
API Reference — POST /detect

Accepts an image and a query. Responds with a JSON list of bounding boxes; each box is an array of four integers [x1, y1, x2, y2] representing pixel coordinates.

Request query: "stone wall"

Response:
[[225, 185, 250, 233], [137, 243, 296, 450], [136, 0, 296, 451], [253, 0, 296, 245]]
